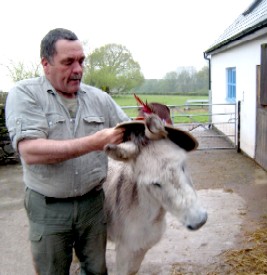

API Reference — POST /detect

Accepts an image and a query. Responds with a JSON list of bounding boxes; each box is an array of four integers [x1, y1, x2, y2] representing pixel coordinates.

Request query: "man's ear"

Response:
[[41, 57, 49, 74]]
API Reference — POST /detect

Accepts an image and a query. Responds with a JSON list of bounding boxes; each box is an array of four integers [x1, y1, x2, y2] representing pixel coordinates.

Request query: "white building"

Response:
[[204, 0, 267, 171]]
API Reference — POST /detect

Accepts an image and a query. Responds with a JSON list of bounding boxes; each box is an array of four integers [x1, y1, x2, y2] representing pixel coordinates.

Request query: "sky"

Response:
[[0, 0, 253, 91]]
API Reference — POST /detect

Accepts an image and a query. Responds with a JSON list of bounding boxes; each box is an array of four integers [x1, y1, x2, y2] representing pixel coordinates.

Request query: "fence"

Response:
[[121, 102, 238, 150], [0, 98, 238, 164]]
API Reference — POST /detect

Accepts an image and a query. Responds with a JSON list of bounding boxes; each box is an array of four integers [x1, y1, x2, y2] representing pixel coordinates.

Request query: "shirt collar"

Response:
[[41, 76, 86, 95]]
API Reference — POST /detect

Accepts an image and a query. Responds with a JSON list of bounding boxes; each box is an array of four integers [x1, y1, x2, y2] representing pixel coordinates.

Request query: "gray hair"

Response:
[[40, 28, 78, 62]]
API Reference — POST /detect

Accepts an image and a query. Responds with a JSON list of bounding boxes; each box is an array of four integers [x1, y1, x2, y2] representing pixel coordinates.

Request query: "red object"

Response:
[[134, 94, 173, 125], [134, 93, 153, 115]]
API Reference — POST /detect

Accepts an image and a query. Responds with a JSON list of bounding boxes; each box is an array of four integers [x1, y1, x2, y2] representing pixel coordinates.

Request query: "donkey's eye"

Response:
[[153, 182, 161, 188], [181, 163, 187, 172]]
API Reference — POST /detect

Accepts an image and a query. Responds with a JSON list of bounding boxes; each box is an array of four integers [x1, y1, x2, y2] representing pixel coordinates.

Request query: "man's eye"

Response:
[[79, 59, 85, 66], [63, 61, 72, 66]]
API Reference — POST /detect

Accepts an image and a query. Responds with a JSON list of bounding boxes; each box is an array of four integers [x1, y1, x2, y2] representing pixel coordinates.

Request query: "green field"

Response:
[[112, 94, 207, 106], [112, 94, 209, 123]]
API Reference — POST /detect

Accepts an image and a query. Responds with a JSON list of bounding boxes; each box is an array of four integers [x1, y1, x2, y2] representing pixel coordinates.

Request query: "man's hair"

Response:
[[40, 28, 78, 62]]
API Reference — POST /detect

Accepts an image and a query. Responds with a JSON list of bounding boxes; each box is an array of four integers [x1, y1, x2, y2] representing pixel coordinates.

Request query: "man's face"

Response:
[[42, 39, 85, 96]]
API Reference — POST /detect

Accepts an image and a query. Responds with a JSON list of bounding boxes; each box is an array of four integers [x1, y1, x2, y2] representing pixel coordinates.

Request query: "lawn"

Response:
[[112, 94, 207, 106], [112, 94, 209, 123]]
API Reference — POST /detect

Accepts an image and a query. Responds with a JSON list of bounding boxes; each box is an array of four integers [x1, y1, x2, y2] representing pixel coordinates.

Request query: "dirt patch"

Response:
[[0, 149, 266, 275]]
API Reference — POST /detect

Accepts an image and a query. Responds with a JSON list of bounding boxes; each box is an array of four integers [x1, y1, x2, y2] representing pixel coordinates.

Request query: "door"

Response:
[[255, 44, 267, 171]]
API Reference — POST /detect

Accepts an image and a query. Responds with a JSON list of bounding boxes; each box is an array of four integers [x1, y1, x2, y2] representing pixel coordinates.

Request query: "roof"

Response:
[[205, 0, 267, 54]]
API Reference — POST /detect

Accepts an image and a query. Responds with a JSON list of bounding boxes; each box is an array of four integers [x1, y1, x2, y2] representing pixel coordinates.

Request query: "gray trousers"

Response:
[[24, 187, 108, 275]]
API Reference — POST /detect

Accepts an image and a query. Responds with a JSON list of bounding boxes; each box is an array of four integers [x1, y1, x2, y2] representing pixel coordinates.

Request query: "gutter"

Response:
[[205, 18, 267, 55], [203, 52, 212, 124]]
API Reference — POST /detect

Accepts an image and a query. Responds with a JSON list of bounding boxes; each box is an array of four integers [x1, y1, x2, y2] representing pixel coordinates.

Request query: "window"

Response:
[[227, 67, 236, 102]]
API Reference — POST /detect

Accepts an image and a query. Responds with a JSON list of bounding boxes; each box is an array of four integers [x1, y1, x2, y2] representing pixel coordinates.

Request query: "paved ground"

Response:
[[0, 149, 267, 275]]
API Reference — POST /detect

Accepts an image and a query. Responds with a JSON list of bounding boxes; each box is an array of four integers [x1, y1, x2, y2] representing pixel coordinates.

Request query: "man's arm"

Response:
[[18, 127, 124, 165]]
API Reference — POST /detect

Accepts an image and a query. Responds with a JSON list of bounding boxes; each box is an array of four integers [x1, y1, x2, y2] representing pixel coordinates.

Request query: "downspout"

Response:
[[204, 52, 212, 125], [204, 52, 211, 91]]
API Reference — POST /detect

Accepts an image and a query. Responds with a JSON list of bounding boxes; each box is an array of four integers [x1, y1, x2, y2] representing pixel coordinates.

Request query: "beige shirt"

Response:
[[5, 76, 129, 198]]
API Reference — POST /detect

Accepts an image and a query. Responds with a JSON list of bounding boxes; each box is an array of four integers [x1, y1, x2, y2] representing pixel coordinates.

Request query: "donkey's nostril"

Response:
[[187, 225, 195, 230], [187, 212, 208, 231]]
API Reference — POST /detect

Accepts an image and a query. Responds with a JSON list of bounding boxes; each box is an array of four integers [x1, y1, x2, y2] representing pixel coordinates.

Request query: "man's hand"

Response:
[[94, 127, 125, 150]]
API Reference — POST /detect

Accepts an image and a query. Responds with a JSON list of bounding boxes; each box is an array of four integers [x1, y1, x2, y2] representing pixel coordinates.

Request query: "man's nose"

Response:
[[73, 61, 83, 73]]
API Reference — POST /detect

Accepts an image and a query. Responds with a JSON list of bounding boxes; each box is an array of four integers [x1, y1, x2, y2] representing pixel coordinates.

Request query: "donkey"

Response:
[[103, 114, 207, 275]]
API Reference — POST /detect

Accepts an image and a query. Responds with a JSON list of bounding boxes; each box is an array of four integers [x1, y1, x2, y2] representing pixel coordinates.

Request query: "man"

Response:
[[5, 28, 129, 274]]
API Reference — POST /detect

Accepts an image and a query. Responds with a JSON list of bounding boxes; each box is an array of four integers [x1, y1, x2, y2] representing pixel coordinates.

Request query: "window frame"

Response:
[[226, 67, 236, 102]]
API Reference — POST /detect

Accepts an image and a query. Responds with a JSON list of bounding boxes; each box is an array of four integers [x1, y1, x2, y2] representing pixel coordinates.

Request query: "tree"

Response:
[[83, 44, 144, 94], [7, 61, 41, 82], [161, 66, 208, 94], [196, 66, 209, 93], [135, 66, 209, 94], [163, 71, 179, 93]]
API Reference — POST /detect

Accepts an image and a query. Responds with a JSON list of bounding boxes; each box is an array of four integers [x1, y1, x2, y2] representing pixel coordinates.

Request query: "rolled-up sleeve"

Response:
[[5, 84, 48, 152]]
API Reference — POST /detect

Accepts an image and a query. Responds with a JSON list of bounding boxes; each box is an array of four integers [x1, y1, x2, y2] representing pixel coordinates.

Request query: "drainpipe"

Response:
[[204, 52, 212, 125], [204, 52, 211, 90]]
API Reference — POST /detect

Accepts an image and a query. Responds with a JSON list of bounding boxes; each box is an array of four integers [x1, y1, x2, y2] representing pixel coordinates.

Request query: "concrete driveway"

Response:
[[0, 150, 266, 275]]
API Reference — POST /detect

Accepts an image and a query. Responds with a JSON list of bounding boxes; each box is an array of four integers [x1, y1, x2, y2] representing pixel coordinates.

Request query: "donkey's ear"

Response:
[[104, 143, 139, 161], [145, 114, 167, 140]]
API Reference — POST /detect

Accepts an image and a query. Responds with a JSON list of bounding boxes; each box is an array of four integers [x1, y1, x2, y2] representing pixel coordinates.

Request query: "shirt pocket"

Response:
[[83, 116, 105, 135], [46, 113, 66, 139]]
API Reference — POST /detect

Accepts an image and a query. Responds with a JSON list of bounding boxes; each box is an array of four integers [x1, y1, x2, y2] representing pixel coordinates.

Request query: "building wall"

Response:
[[210, 35, 267, 158]]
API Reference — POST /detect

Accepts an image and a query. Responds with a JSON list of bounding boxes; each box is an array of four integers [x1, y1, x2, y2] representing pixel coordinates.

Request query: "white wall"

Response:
[[210, 35, 267, 158]]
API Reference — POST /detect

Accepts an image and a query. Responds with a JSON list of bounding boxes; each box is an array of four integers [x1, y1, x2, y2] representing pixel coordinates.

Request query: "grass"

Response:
[[112, 94, 210, 124], [112, 94, 207, 106]]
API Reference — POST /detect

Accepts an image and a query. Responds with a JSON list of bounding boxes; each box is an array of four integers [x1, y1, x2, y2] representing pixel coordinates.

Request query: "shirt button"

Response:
[[75, 171, 78, 175]]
